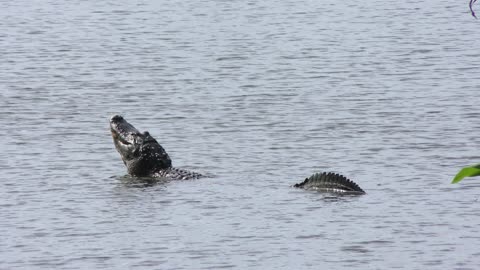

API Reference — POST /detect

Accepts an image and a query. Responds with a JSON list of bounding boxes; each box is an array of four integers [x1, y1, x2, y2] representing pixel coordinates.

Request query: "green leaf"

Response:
[[451, 163, 480, 184]]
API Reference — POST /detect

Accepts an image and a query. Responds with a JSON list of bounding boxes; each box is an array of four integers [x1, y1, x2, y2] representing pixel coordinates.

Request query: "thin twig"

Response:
[[470, 0, 478, 18]]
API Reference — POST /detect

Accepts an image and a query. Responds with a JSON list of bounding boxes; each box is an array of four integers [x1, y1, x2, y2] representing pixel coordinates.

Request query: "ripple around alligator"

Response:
[[1, 0, 480, 269]]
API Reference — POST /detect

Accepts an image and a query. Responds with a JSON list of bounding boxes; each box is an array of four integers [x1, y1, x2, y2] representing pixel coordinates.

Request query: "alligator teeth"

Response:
[[118, 136, 132, 145]]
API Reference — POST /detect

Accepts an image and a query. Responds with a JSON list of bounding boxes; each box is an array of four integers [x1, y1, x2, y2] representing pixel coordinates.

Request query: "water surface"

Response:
[[1, 0, 480, 269]]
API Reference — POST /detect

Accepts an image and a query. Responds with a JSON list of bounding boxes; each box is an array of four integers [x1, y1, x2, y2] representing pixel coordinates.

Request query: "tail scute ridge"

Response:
[[294, 172, 365, 195]]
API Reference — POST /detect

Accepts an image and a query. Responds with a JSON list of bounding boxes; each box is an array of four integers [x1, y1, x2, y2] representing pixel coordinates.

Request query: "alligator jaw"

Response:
[[110, 115, 140, 145]]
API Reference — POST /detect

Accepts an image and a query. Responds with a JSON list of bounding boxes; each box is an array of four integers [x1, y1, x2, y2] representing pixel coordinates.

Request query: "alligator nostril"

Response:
[[110, 115, 123, 122]]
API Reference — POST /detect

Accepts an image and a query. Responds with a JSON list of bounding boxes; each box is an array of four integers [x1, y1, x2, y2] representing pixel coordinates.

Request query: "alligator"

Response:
[[109, 115, 365, 194], [110, 115, 203, 180], [293, 172, 365, 195]]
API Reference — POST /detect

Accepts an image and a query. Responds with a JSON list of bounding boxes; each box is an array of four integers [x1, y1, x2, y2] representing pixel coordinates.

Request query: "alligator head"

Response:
[[110, 115, 172, 176]]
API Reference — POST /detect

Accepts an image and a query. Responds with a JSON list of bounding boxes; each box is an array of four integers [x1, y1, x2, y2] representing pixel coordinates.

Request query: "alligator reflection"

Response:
[[115, 175, 171, 188]]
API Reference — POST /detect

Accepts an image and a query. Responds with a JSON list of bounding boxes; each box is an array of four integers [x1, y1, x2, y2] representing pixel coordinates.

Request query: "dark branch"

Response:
[[470, 0, 478, 18]]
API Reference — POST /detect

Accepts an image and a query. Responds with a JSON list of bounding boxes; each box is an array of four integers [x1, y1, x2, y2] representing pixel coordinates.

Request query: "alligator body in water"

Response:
[[110, 115, 365, 194], [294, 172, 365, 195], [110, 115, 203, 180]]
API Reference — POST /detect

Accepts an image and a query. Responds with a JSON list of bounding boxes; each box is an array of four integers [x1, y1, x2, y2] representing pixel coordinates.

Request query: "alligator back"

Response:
[[154, 167, 204, 180], [294, 172, 365, 195]]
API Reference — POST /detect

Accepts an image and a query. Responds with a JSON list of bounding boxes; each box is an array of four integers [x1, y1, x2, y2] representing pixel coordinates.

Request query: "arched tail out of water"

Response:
[[294, 172, 365, 195]]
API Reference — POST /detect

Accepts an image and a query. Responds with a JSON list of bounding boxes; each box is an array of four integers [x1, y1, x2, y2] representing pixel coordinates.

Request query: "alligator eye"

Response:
[[143, 131, 150, 136]]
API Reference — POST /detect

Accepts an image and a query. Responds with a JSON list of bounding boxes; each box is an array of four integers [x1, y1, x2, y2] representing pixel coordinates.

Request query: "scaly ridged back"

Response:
[[153, 167, 203, 180], [294, 172, 365, 195]]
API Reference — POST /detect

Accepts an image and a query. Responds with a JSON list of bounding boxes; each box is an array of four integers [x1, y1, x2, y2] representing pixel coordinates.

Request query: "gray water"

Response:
[[1, 0, 480, 269]]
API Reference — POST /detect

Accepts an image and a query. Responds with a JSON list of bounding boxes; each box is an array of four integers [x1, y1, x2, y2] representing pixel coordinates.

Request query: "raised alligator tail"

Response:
[[294, 172, 365, 195]]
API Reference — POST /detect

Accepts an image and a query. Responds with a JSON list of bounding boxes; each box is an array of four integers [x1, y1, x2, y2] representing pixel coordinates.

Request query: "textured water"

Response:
[[1, 0, 480, 269]]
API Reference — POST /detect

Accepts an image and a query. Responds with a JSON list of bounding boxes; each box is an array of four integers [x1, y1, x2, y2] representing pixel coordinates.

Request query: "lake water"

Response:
[[1, 0, 480, 269]]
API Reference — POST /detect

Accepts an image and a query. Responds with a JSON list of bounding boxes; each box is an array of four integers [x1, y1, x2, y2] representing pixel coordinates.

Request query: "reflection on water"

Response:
[[1, 0, 480, 269], [114, 175, 171, 189]]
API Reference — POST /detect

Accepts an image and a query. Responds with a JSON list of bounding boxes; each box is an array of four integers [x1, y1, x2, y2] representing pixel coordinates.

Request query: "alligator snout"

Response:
[[110, 114, 124, 123]]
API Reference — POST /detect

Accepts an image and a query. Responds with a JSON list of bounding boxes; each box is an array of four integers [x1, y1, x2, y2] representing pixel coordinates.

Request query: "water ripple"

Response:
[[1, 0, 480, 269]]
